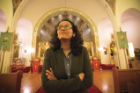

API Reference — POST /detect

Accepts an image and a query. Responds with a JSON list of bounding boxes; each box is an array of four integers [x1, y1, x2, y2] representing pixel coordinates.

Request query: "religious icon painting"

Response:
[[117, 32, 128, 48], [13, 46, 20, 58], [40, 46, 46, 57], [87, 45, 92, 56], [0, 32, 13, 50], [3, 37, 8, 43], [83, 42, 94, 57]]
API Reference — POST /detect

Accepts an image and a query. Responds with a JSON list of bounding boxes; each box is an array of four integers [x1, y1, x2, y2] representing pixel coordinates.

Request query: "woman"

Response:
[[41, 19, 93, 93]]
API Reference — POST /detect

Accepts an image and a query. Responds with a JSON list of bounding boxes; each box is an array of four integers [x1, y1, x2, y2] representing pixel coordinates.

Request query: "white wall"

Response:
[[16, 18, 33, 66], [98, 18, 113, 64], [115, 0, 140, 27], [13, 0, 110, 31], [0, 0, 13, 30], [0, 9, 7, 32], [121, 8, 140, 48]]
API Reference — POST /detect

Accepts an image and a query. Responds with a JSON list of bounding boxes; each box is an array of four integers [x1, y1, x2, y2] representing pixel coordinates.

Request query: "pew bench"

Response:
[[112, 67, 140, 93], [127, 71, 140, 93], [0, 70, 22, 93]]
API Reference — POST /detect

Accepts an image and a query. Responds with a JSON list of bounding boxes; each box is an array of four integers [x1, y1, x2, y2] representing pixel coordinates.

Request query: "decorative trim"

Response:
[[12, 0, 22, 15], [105, 0, 116, 15]]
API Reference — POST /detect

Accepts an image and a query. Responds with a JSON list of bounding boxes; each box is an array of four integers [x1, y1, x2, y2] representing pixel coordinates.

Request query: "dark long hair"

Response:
[[49, 19, 83, 56]]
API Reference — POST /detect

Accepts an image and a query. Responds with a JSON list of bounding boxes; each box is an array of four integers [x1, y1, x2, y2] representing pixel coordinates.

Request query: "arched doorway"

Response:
[[15, 18, 33, 66]]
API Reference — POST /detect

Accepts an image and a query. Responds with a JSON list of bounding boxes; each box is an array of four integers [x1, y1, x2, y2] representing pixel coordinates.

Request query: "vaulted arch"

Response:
[[0, 9, 7, 32], [98, 18, 113, 64], [16, 18, 33, 66], [121, 8, 140, 48]]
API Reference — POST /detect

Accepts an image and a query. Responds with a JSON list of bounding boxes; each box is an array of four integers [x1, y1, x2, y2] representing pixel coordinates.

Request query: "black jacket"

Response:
[[41, 47, 93, 93]]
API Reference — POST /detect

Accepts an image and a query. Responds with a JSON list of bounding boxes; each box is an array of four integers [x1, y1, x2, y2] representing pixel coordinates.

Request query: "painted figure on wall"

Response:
[[40, 46, 46, 57], [83, 42, 94, 57], [13, 46, 19, 58], [110, 41, 116, 56], [110, 41, 116, 64], [87, 45, 92, 56], [12, 0, 22, 14]]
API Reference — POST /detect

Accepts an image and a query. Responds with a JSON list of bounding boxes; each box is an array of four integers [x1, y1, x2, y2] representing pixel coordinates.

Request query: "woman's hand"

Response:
[[78, 72, 85, 81], [46, 68, 57, 80]]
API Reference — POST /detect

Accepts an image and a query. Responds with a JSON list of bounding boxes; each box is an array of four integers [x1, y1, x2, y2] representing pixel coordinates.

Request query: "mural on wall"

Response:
[[105, 0, 115, 14], [38, 42, 50, 58], [83, 42, 94, 58], [13, 46, 20, 58], [12, 0, 22, 14], [109, 41, 116, 64], [40, 46, 46, 57], [87, 46, 92, 56], [110, 41, 116, 56], [39, 14, 92, 42]]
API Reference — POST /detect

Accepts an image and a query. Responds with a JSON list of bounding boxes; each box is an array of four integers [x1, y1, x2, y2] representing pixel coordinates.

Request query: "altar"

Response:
[[37, 42, 50, 65], [36, 41, 95, 65]]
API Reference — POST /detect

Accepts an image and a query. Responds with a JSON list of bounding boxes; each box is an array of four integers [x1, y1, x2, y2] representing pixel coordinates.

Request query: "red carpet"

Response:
[[12, 65, 43, 73], [36, 85, 102, 93], [100, 64, 116, 70]]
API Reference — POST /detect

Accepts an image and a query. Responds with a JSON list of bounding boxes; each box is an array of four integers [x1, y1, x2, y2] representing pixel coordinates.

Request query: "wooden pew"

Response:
[[0, 70, 22, 93], [134, 71, 140, 93], [112, 67, 140, 93], [127, 71, 140, 93], [127, 82, 135, 93]]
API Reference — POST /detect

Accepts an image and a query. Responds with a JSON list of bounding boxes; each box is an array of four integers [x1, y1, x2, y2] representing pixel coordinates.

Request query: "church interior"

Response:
[[0, 0, 140, 93]]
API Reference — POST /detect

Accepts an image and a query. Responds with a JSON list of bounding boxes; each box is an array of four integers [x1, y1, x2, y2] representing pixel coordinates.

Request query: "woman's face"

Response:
[[57, 21, 75, 41]]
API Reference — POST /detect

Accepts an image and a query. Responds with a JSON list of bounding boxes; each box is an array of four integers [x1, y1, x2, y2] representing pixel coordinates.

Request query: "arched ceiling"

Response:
[[39, 13, 92, 42], [15, 0, 111, 29], [38, 9, 98, 42], [13, 0, 116, 44]]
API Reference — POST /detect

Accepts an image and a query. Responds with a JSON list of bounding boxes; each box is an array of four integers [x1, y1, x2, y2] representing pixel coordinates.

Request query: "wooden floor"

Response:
[[20, 70, 114, 93]]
